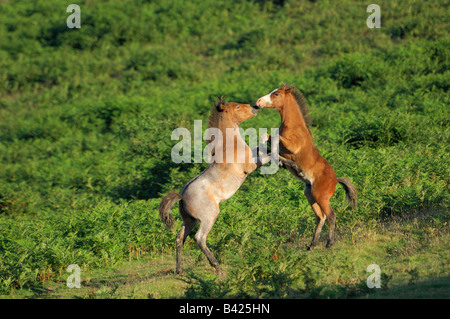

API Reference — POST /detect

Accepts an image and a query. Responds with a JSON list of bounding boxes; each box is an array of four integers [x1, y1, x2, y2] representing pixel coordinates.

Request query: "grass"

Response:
[[2, 209, 448, 299], [0, 0, 448, 298]]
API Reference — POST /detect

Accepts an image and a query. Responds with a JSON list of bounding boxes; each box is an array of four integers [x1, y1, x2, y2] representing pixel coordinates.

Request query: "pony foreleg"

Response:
[[251, 133, 275, 168], [251, 145, 272, 168], [257, 152, 273, 167], [279, 156, 304, 177]]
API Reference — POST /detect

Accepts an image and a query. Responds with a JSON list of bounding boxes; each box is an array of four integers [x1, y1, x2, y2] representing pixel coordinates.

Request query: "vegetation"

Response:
[[0, 0, 448, 298]]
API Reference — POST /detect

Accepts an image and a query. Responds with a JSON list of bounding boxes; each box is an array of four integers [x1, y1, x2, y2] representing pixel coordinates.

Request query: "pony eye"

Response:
[[274, 93, 279, 97], [236, 106, 241, 109]]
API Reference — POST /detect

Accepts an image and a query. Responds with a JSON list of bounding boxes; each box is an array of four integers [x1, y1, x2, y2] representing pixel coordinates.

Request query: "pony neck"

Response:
[[217, 111, 239, 131], [214, 112, 241, 162], [280, 94, 308, 131]]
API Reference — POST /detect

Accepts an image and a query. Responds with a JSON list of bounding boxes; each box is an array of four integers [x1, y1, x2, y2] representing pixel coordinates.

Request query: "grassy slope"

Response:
[[0, 0, 448, 298], [4, 212, 449, 299]]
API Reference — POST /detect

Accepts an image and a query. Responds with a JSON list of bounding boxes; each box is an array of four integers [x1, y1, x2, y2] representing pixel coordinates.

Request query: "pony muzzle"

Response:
[[256, 97, 270, 108], [251, 104, 260, 114]]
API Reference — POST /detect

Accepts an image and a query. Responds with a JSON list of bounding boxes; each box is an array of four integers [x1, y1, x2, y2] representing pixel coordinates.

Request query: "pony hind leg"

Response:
[[194, 210, 221, 273], [176, 217, 197, 274], [316, 199, 336, 248], [311, 175, 338, 248], [304, 184, 326, 250], [324, 205, 336, 248]]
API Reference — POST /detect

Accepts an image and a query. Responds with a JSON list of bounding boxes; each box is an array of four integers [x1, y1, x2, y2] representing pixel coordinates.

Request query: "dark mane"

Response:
[[280, 83, 312, 129], [206, 96, 226, 151], [208, 96, 226, 129], [214, 96, 226, 111]]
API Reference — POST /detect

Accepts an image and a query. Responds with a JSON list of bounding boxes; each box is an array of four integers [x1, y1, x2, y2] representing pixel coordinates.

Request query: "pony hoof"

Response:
[[326, 241, 335, 248], [306, 245, 315, 251], [176, 269, 184, 275]]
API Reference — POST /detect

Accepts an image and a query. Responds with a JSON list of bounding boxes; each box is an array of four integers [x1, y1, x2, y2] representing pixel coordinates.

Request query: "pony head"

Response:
[[215, 97, 260, 124], [256, 85, 294, 110]]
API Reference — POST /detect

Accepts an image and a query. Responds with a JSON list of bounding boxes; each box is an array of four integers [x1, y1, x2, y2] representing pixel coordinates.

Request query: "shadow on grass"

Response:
[[180, 273, 450, 299]]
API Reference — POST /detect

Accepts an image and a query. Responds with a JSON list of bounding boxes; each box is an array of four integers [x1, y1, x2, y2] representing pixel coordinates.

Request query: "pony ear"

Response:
[[281, 83, 293, 93], [215, 96, 226, 112]]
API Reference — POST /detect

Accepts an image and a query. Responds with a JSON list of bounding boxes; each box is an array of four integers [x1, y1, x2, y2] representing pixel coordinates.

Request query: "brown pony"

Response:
[[256, 84, 358, 249], [159, 99, 270, 274]]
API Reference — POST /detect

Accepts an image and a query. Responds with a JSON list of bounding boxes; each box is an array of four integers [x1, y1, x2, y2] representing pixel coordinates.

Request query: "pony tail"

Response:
[[337, 177, 358, 210], [158, 191, 182, 230]]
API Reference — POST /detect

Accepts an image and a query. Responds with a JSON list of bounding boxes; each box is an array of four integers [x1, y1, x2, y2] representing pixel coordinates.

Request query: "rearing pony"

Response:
[[256, 84, 357, 250], [159, 98, 269, 274]]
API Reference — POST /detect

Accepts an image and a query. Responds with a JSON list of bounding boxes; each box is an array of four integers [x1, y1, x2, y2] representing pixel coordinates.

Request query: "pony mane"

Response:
[[207, 96, 226, 130], [206, 96, 226, 150], [280, 83, 312, 129]]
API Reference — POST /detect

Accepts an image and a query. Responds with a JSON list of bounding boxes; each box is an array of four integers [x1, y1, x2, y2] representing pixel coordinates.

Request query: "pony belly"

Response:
[[287, 167, 309, 185], [282, 158, 315, 186], [180, 183, 220, 220]]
